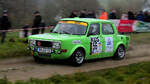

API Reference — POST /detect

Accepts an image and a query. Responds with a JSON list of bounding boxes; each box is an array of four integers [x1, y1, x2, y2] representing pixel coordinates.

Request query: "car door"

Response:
[[100, 23, 116, 57], [87, 23, 103, 59]]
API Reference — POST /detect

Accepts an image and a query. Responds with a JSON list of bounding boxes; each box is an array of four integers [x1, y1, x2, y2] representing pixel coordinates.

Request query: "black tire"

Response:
[[33, 56, 43, 63], [114, 45, 125, 60], [70, 49, 85, 66]]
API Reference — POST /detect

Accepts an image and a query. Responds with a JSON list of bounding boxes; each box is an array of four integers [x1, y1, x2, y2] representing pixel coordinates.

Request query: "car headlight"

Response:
[[52, 42, 61, 49], [29, 39, 36, 46]]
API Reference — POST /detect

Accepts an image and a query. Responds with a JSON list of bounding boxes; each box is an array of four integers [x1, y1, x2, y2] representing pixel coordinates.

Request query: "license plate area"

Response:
[[37, 47, 53, 54]]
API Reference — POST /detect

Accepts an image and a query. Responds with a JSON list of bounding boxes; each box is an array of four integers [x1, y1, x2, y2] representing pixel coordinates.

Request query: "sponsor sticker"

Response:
[[105, 37, 113, 52], [59, 21, 88, 26], [73, 40, 81, 44]]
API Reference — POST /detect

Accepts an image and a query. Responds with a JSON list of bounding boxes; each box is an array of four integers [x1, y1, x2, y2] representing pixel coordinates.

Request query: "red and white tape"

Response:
[[0, 26, 54, 33]]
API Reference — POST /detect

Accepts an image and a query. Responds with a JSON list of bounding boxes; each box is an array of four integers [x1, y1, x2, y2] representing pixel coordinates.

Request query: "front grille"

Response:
[[36, 40, 53, 47]]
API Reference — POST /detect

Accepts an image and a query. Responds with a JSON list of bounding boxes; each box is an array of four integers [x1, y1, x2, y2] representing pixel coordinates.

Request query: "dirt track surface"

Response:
[[0, 44, 150, 82]]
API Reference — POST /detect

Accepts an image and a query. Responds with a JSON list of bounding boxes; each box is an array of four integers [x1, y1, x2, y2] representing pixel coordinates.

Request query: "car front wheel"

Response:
[[70, 49, 85, 66], [33, 56, 43, 63]]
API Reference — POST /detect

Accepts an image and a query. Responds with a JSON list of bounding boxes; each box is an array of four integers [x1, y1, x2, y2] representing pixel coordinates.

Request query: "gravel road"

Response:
[[0, 44, 150, 82]]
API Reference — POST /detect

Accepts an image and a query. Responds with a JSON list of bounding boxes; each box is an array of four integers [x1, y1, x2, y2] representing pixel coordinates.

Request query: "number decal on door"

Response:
[[90, 37, 102, 55]]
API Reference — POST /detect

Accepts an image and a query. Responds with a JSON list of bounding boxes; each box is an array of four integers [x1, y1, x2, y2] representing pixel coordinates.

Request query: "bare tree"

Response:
[[144, 0, 150, 12], [0, 0, 5, 15], [0, 0, 146, 28], [37, 0, 100, 25], [0, 0, 38, 28]]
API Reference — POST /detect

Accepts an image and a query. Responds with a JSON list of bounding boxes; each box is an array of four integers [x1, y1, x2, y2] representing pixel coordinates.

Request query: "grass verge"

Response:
[[130, 32, 150, 44], [0, 32, 30, 59], [0, 32, 150, 59]]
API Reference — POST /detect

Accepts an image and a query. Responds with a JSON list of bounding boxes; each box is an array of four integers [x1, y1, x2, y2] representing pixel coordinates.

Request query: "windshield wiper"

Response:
[[52, 31, 72, 35], [52, 31, 59, 33], [62, 31, 72, 35], [73, 34, 84, 35]]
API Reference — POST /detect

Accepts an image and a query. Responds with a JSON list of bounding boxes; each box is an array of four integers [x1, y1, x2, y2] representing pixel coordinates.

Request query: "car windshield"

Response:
[[52, 21, 88, 35]]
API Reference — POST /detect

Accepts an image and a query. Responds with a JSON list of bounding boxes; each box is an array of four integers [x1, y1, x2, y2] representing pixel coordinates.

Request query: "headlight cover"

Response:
[[52, 42, 61, 49], [29, 39, 36, 46]]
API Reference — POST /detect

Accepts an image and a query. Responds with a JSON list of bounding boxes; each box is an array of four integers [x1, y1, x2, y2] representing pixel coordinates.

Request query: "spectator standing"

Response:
[[0, 10, 11, 43], [87, 11, 96, 18], [40, 20, 46, 34], [128, 10, 135, 20], [99, 9, 108, 20], [69, 10, 78, 18], [79, 9, 88, 18], [32, 11, 42, 35], [136, 11, 144, 21], [22, 24, 29, 38], [109, 10, 117, 19], [143, 11, 150, 22]]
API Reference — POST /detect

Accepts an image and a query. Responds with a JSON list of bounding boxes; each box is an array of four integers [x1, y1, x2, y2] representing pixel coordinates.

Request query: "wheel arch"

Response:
[[75, 47, 86, 55], [115, 42, 126, 51], [69, 45, 86, 57], [118, 44, 125, 50]]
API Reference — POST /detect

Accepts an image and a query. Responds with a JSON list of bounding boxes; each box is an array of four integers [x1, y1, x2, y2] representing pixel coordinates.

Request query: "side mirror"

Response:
[[49, 25, 55, 33], [50, 27, 55, 33], [50, 29, 53, 32], [87, 33, 93, 37]]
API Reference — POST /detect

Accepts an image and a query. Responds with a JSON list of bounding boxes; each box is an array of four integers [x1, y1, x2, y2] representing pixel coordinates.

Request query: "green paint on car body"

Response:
[[28, 18, 130, 62]]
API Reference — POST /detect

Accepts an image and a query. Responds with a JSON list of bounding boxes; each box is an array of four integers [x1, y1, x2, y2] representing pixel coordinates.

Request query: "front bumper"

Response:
[[29, 46, 70, 60]]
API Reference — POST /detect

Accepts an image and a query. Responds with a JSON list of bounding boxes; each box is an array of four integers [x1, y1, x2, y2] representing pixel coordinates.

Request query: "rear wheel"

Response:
[[70, 49, 85, 66], [114, 45, 125, 60]]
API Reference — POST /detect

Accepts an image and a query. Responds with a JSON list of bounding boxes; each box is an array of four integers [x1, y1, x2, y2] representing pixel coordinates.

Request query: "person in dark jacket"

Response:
[[32, 11, 42, 35], [69, 10, 78, 18], [109, 10, 117, 19], [87, 11, 96, 18], [143, 11, 150, 22], [128, 10, 135, 20], [40, 20, 46, 34], [22, 24, 29, 38], [0, 10, 11, 43], [136, 11, 144, 21], [79, 9, 88, 18]]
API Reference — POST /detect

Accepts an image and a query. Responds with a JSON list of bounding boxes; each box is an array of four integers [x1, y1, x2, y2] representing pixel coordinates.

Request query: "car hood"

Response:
[[28, 33, 82, 41]]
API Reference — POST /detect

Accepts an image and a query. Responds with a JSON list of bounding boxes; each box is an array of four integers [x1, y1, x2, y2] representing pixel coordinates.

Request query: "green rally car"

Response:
[[28, 18, 130, 65]]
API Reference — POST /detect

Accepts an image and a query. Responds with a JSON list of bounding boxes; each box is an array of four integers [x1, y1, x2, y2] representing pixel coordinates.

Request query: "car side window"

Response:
[[88, 24, 100, 35], [102, 24, 114, 35]]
